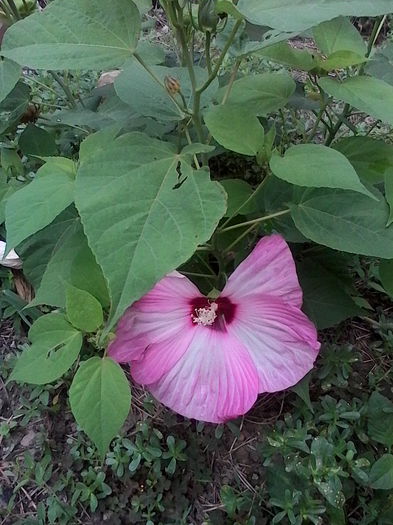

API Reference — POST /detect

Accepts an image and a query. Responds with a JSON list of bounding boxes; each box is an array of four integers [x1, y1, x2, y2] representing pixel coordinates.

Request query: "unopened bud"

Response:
[[164, 76, 181, 95], [198, 0, 219, 33]]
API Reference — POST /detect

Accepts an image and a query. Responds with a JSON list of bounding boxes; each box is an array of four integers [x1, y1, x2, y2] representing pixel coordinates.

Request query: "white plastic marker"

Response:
[[0, 241, 22, 269]]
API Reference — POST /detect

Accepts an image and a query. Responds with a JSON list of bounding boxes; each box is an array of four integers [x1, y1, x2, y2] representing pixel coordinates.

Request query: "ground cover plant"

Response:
[[1, 0, 393, 523]]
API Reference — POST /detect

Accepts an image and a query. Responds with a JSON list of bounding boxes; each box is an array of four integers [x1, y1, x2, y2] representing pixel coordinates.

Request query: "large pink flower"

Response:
[[109, 234, 320, 423]]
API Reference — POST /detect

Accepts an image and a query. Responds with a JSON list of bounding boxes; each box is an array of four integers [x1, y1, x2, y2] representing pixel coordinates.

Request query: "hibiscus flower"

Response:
[[109, 234, 320, 423]]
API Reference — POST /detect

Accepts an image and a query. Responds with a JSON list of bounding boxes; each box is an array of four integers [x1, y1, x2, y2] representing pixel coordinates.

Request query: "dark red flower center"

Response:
[[190, 296, 237, 327]]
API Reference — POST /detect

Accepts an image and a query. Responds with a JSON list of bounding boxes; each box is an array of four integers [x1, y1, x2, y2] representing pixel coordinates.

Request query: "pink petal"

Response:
[[227, 296, 320, 393], [131, 326, 195, 385], [223, 234, 303, 308], [108, 272, 199, 362], [144, 328, 259, 423]]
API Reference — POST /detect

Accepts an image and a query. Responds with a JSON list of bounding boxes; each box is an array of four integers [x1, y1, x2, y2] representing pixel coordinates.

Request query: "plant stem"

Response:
[[224, 223, 259, 254], [173, 0, 206, 144], [221, 57, 242, 105], [49, 71, 77, 109], [0, 0, 16, 21], [134, 52, 188, 117], [205, 57, 243, 145], [196, 20, 242, 96], [366, 15, 387, 59], [6, 0, 20, 20], [184, 126, 201, 169], [205, 31, 213, 75], [325, 16, 386, 146], [219, 209, 290, 233], [307, 101, 329, 143], [182, 271, 215, 279], [366, 119, 381, 136], [325, 103, 351, 146], [220, 173, 270, 229]]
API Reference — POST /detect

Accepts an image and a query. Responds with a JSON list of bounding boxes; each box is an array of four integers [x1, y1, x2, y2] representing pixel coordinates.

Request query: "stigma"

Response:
[[192, 302, 218, 326]]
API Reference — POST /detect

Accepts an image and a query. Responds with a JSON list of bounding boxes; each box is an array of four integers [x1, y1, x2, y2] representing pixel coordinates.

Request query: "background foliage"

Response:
[[0, 0, 393, 523]]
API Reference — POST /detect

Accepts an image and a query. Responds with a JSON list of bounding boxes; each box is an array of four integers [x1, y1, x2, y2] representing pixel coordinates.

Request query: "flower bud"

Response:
[[164, 76, 181, 95], [198, 0, 219, 33]]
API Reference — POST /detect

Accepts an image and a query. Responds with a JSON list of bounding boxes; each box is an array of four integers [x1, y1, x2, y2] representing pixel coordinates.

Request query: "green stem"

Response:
[[6, 0, 20, 20], [212, 235, 226, 289], [220, 173, 270, 229], [307, 101, 329, 143], [196, 20, 242, 95], [325, 103, 351, 146], [194, 20, 242, 153], [219, 209, 290, 234], [222, 58, 242, 105], [173, 1, 205, 144], [279, 108, 290, 147], [182, 271, 215, 279], [325, 16, 386, 146], [365, 119, 381, 136], [205, 57, 243, 145], [27, 75, 59, 96], [365, 15, 387, 60], [49, 71, 77, 109], [184, 126, 201, 169], [205, 31, 213, 75], [134, 52, 188, 117], [0, 0, 16, 21], [223, 223, 259, 254]]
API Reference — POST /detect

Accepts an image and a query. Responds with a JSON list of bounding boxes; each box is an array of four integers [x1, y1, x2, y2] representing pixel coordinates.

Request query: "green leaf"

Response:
[[5, 159, 75, 250], [220, 486, 237, 518], [76, 132, 226, 329], [297, 259, 361, 329], [69, 357, 131, 457], [10, 313, 82, 385], [69, 243, 111, 309], [368, 392, 393, 448], [220, 179, 257, 217], [379, 259, 393, 298], [0, 82, 30, 136], [0, 179, 20, 224], [31, 219, 109, 309], [290, 188, 393, 258], [333, 136, 393, 184], [370, 455, 393, 490], [224, 72, 295, 116], [66, 286, 103, 333], [257, 41, 318, 71], [320, 50, 366, 71], [313, 17, 366, 57], [216, 1, 244, 20], [319, 76, 393, 127], [17, 207, 78, 289], [204, 104, 264, 156], [133, 0, 151, 15], [236, 0, 393, 32], [78, 125, 122, 162], [366, 42, 393, 85], [257, 176, 307, 243], [1, 147, 23, 176], [0, 58, 21, 104], [2, 0, 141, 70], [19, 124, 57, 157], [239, 29, 300, 58], [385, 168, 393, 226], [291, 373, 314, 412], [270, 144, 375, 198], [115, 58, 218, 121]]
